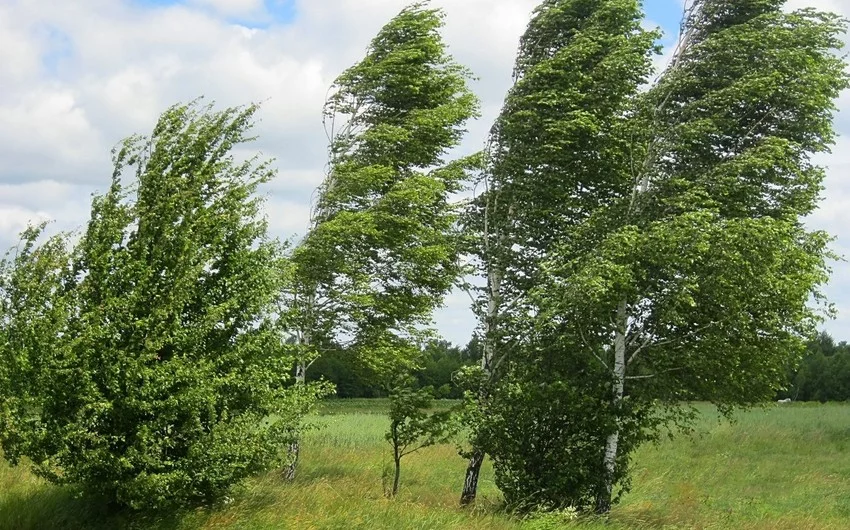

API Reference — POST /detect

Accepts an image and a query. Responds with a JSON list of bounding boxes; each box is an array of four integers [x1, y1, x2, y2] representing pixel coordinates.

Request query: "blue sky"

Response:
[[130, 0, 683, 33], [1, 0, 848, 346], [644, 0, 689, 36], [133, 0, 297, 28]]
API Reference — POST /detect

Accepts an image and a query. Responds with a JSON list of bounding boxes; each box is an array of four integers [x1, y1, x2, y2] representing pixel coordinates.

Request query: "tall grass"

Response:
[[0, 401, 848, 529]]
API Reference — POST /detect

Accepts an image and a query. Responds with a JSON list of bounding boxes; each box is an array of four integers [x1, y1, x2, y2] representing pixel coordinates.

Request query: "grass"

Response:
[[0, 401, 848, 529]]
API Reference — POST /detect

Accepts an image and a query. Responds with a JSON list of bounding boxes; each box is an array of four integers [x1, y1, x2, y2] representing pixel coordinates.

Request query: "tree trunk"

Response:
[[460, 449, 485, 506], [392, 455, 401, 497], [460, 267, 500, 506], [295, 359, 306, 385], [596, 299, 627, 514], [283, 360, 306, 481], [285, 330, 309, 480], [283, 438, 299, 481]]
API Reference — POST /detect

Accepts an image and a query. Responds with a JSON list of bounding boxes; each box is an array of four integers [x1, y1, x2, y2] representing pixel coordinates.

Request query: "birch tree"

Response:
[[284, 1, 479, 477], [459, 0, 658, 506], [509, 0, 847, 513]]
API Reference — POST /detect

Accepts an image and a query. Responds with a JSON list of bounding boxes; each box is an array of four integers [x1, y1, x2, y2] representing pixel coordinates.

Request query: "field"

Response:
[[0, 401, 848, 529]]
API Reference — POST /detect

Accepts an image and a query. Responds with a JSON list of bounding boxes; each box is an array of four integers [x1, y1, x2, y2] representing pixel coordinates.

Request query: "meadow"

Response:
[[0, 400, 848, 530]]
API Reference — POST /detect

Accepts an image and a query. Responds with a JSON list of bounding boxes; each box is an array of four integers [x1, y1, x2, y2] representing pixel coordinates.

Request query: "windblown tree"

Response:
[[0, 101, 325, 509], [384, 379, 455, 497], [459, 0, 658, 506], [284, 1, 479, 477], [506, 0, 847, 513], [0, 225, 72, 465]]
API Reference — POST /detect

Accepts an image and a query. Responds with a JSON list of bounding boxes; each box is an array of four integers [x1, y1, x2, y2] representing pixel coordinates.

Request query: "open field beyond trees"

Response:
[[1, 400, 848, 530]]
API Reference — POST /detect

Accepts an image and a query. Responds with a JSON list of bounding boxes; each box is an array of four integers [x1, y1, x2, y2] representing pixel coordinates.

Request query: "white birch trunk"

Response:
[[285, 293, 314, 481], [460, 266, 501, 506], [295, 358, 306, 385], [594, 0, 708, 512], [597, 298, 627, 513], [481, 269, 501, 377]]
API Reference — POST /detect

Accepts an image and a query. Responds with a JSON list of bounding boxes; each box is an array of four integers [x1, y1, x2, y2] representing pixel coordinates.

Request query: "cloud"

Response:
[[0, 86, 104, 183], [191, 0, 264, 17], [0, 206, 52, 241], [0, 0, 848, 344]]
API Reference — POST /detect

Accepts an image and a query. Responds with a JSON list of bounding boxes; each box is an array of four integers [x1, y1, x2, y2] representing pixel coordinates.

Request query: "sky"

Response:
[[1, 0, 848, 346]]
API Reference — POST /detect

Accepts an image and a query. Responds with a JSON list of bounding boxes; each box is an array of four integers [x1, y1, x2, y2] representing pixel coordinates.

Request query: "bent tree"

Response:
[[385, 380, 454, 497], [460, 0, 657, 506], [0, 101, 324, 509], [284, 1, 479, 477], [528, 0, 848, 513], [0, 225, 72, 465]]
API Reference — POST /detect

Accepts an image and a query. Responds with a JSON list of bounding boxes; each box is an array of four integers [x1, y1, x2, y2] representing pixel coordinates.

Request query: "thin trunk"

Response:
[[595, 0, 707, 513], [596, 298, 627, 514], [294, 359, 306, 385], [460, 267, 500, 506], [285, 315, 311, 481], [392, 454, 401, 497], [460, 450, 485, 506], [388, 423, 402, 497], [283, 439, 299, 481]]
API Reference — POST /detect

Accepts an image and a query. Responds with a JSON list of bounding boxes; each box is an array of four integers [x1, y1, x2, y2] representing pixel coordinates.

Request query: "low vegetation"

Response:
[[0, 400, 848, 530]]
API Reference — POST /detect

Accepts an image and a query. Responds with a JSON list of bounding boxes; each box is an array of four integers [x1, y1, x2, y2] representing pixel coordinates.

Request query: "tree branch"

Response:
[[625, 367, 685, 380], [579, 326, 609, 371]]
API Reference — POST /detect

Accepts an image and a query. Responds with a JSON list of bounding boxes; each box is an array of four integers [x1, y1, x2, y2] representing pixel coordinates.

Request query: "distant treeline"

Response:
[[315, 331, 850, 403], [779, 331, 850, 402], [312, 338, 482, 399]]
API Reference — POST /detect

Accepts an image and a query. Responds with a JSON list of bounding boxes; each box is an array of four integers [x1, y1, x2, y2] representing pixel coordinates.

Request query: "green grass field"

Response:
[[0, 401, 848, 529]]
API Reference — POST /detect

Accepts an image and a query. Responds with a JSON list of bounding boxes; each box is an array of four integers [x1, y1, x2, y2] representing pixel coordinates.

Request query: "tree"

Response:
[[415, 340, 472, 398], [783, 331, 850, 401], [459, 0, 658, 506], [384, 378, 455, 497], [0, 101, 327, 509], [520, 0, 847, 513], [284, 1, 479, 476], [308, 338, 473, 398], [0, 225, 72, 467]]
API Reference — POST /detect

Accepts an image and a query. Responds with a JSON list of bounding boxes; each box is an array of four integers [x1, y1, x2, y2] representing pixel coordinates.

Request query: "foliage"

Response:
[[289, 0, 480, 384], [781, 331, 850, 402], [0, 101, 328, 510], [385, 379, 455, 497], [466, 0, 849, 514], [311, 338, 478, 398], [531, 0, 847, 513], [521, 507, 579, 530], [414, 340, 478, 399], [309, 350, 387, 398], [483, 345, 652, 512], [463, 0, 659, 510], [0, 225, 72, 466]]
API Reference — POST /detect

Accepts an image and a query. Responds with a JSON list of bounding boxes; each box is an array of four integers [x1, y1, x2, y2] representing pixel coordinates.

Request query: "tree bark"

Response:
[[597, 298, 627, 514], [283, 438, 299, 481], [392, 454, 401, 497], [460, 266, 500, 506], [460, 449, 485, 506], [283, 359, 306, 481], [285, 328, 310, 481]]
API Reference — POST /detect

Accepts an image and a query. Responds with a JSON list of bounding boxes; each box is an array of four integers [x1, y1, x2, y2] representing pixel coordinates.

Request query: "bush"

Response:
[[477, 344, 651, 513], [0, 101, 327, 510]]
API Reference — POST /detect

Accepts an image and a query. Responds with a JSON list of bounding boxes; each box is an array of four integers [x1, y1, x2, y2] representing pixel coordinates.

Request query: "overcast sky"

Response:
[[1, 0, 848, 346]]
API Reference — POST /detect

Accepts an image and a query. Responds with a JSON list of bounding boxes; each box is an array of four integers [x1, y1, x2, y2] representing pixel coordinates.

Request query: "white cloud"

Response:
[[0, 206, 52, 241], [0, 0, 848, 344], [191, 0, 265, 17], [0, 86, 104, 182], [786, 0, 847, 16]]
